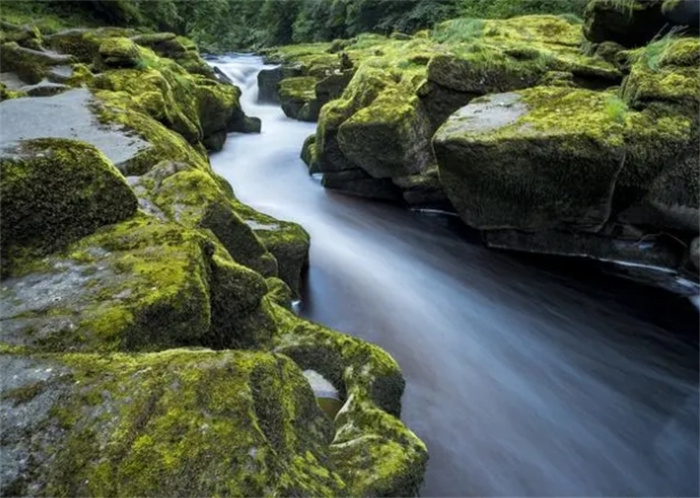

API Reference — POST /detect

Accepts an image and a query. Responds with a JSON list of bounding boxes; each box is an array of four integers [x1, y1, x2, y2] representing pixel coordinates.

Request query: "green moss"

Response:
[[622, 36, 700, 118], [605, 94, 629, 123], [0, 138, 137, 275], [270, 304, 428, 496], [5, 348, 345, 497]]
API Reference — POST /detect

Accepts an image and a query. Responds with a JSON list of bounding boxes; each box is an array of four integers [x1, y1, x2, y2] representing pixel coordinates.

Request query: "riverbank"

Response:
[[0, 24, 426, 496]]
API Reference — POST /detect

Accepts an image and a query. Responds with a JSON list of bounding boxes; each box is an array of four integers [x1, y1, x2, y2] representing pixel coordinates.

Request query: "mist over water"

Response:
[[211, 55, 699, 497]]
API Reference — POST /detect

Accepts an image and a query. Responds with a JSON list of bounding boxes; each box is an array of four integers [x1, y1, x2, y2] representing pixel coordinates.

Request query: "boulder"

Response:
[[433, 87, 694, 232], [0, 214, 275, 352], [231, 203, 311, 300], [0, 139, 137, 271], [271, 305, 428, 497], [583, 0, 668, 47], [257, 64, 303, 103], [97, 37, 140, 68], [279, 76, 319, 122], [0, 349, 343, 496], [131, 162, 278, 278], [337, 91, 433, 178]]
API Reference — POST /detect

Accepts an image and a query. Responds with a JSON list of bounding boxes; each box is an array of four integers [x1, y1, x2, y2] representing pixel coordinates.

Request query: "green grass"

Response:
[[637, 28, 685, 71], [432, 18, 485, 43], [605, 95, 629, 123]]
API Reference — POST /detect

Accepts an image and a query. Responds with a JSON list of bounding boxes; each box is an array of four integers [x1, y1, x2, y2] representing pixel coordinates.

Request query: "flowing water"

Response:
[[210, 55, 699, 497]]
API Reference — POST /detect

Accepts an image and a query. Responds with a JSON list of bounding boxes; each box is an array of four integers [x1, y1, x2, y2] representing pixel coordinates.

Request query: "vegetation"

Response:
[[1, 0, 590, 52]]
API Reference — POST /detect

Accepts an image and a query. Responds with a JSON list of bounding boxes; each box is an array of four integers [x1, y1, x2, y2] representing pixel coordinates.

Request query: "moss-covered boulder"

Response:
[[96, 36, 140, 68], [0, 138, 137, 273], [271, 305, 428, 496], [0, 214, 275, 353], [0, 348, 345, 496], [257, 64, 304, 103], [130, 161, 278, 278], [433, 87, 694, 232], [0, 41, 74, 84], [231, 203, 311, 300], [583, 0, 668, 47], [279, 76, 321, 122]]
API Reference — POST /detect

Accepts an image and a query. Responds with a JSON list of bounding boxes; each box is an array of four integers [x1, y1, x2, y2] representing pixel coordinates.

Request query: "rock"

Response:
[[621, 36, 699, 119], [229, 115, 262, 134], [0, 138, 138, 271], [97, 37, 141, 68], [300, 134, 318, 171], [19, 79, 69, 97], [315, 70, 354, 104], [0, 349, 344, 496], [483, 228, 685, 276], [322, 170, 403, 202], [583, 0, 667, 47], [393, 167, 452, 209], [0, 88, 152, 172], [662, 0, 700, 28], [257, 64, 303, 104], [690, 237, 700, 270], [271, 305, 428, 497], [433, 87, 694, 232], [337, 91, 433, 178], [617, 154, 699, 233], [132, 163, 278, 278], [279, 76, 319, 122], [202, 129, 227, 151], [233, 205, 311, 300], [0, 214, 275, 352], [595, 40, 626, 64], [0, 42, 74, 84]]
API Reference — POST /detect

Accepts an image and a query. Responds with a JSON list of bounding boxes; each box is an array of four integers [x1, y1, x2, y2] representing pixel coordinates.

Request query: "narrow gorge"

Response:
[[0, 0, 698, 496]]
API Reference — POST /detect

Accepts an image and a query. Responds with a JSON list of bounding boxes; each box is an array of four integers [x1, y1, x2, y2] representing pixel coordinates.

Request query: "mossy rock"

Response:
[[45, 27, 135, 63], [0, 138, 137, 274], [97, 37, 140, 68], [271, 304, 428, 496], [337, 89, 433, 178], [0, 348, 345, 496], [1, 213, 275, 353], [433, 87, 693, 232], [0, 41, 74, 84], [131, 162, 277, 278], [300, 134, 318, 171], [279, 76, 319, 122], [621, 37, 700, 120], [92, 88, 210, 175], [583, 0, 667, 47], [230, 203, 311, 300]]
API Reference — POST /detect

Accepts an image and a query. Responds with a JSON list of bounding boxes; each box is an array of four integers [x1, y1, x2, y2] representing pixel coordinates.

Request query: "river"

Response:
[[210, 54, 699, 497]]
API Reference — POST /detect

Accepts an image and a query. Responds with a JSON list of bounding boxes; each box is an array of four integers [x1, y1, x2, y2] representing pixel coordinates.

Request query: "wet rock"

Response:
[[20, 79, 69, 97], [279, 76, 319, 122]]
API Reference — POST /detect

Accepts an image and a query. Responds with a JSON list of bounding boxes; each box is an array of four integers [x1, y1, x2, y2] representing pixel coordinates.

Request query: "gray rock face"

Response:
[[0, 88, 151, 170]]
